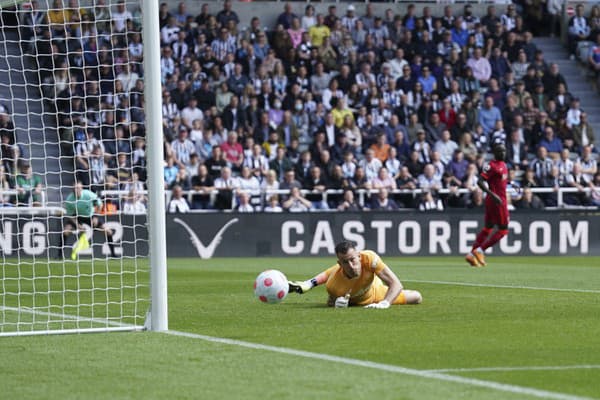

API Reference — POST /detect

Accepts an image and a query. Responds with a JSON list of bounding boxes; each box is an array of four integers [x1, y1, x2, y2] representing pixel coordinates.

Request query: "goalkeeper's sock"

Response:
[[71, 233, 90, 260], [472, 227, 493, 251], [107, 232, 116, 257], [481, 229, 509, 251], [58, 234, 68, 258]]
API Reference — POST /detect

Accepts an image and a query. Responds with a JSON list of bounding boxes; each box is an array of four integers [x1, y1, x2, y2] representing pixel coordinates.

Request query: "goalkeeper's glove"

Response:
[[288, 280, 314, 294], [334, 295, 350, 308], [364, 300, 390, 309]]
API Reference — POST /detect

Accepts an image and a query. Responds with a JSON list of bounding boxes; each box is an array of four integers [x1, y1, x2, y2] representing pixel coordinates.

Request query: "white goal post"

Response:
[[0, 0, 167, 336]]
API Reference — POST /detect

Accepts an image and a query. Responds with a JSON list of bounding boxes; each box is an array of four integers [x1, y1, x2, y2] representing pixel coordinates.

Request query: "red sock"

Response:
[[481, 229, 509, 251], [472, 227, 493, 251]]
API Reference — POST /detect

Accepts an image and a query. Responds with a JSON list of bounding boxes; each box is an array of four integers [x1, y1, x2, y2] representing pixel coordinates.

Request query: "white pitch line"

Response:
[[165, 330, 596, 400], [0, 306, 132, 328], [425, 365, 600, 373], [403, 279, 600, 294]]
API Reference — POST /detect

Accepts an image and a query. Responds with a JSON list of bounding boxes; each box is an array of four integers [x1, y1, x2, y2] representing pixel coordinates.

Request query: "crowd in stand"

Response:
[[16, 0, 600, 212], [0, 103, 45, 207]]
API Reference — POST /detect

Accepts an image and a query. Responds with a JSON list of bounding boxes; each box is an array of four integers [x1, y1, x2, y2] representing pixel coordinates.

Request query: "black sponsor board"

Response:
[[164, 210, 600, 258]]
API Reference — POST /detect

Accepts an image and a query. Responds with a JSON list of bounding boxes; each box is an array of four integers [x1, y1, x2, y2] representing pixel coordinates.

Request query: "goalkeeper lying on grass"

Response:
[[288, 240, 422, 309]]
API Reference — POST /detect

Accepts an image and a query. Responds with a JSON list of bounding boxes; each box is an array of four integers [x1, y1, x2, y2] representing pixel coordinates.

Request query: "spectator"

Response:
[[556, 149, 575, 183], [308, 14, 330, 48], [385, 147, 401, 179], [236, 191, 255, 212], [538, 127, 563, 159], [412, 129, 432, 164], [122, 189, 148, 215], [573, 113, 595, 151], [359, 149, 383, 181], [301, 4, 316, 30], [542, 63, 567, 98], [171, 127, 197, 168], [221, 131, 244, 172], [303, 166, 329, 210], [0, 132, 20, 177], [368, 188, 400, 211], [216, 0, 239, 28], [512, 50, 530, 81], [264, 194, 283, 213], [261, 169, 280, 192], [566, 98, 583, 129], [276, 2, 298, 30], [564, 163, 592, 206], [190, 164, 214, 210], [337, 189, 362, 212], [418, 163, 442, 194], [370, 134, 390, 163], [479, 96, 502, 136], [15, 161, 43, 206], [348, 166, 371, 191], [161, 15, 180, 46], [447, 149, 469, 181], [282, 186, 312, 212], [588, 33, 600, 88], [112, 0, 133, 33], [441, 172, 465, 208], [515, 186, 543, 210], [506, 128, 529, 170], [221, 96, 246, 132], [467, 188, 485, 210], [280, 169, 302, 196], [590, 173, 600, 206], [167, 185, 190, 213], [467, 47, 491, 84], [418, 189, 444, 212], [434, 130, 459, 165], [238, 166, 261, 194], [568, 4, 590, 59], [578, 146, 598, 182], [288, 17, 304, 49], [213, 166, 240, 210], [205, 145, 227, 179]]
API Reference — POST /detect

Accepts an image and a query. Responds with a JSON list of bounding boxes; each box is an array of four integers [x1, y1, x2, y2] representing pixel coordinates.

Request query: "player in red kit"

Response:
[[466, 143, 509, 267]]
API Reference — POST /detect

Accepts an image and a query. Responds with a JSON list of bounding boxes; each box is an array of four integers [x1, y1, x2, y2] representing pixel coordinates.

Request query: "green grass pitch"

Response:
[[1, 256, 599, 399]]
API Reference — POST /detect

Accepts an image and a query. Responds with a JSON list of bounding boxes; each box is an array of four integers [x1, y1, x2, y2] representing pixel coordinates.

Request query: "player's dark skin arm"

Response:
[[477, 176, 502, 205]]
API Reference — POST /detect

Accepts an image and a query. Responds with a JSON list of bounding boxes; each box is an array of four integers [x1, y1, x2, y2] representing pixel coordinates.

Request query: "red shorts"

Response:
[[484, 200, 509, 226]]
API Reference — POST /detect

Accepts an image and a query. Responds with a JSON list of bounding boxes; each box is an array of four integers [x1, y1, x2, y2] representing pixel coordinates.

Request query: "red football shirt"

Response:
[[480, 159, 508, 203]]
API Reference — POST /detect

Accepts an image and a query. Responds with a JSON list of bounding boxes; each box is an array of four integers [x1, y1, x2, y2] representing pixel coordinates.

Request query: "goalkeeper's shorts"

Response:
[[353, 276, 407, 306]]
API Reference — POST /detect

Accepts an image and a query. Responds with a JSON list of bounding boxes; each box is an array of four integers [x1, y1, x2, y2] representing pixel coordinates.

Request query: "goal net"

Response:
[[0, 0, 156, 336]]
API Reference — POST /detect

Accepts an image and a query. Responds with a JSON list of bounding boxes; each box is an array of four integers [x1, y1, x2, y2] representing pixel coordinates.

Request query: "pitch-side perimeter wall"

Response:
[[0, 211, 598, 257], [165, 211, 599, 258]]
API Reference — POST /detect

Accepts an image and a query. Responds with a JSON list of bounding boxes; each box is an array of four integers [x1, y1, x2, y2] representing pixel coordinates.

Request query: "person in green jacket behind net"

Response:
[[15, 161, 43, 206], [59, 182, 117, 260]]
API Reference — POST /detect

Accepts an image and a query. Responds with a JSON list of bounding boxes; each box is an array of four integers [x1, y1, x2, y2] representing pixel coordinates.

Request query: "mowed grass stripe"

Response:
[[427, 365, 600, 373], [403, 280, 600, 294], [166, 330, 595, 400]]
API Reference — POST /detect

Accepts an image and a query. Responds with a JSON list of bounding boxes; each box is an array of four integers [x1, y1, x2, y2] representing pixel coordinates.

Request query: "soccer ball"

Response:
[[254, 270, 289, 304]]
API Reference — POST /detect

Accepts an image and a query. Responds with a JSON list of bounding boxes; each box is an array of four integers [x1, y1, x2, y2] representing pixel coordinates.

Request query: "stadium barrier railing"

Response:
[[0, 189, 48, 208], [99, 186, 599, 212]]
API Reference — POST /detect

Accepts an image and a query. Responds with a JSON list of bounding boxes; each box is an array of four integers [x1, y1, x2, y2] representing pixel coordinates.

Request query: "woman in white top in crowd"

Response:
[[301, 4, 316, 30], [122, 189, 147, 215], [263, 194, 283, 213]]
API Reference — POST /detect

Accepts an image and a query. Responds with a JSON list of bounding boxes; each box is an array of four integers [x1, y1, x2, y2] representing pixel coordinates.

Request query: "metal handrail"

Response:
[[99, 186, 598, 210]]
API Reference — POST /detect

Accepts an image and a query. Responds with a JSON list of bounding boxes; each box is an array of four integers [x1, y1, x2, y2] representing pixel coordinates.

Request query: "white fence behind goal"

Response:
[[0, 0, 166, 336]]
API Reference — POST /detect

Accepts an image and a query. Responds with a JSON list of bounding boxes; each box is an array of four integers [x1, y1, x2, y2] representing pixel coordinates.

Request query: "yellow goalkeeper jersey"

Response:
[[324, 250, 387, 305]]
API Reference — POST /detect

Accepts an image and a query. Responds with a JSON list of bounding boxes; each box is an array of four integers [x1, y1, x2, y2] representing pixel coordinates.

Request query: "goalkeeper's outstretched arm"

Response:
[[288, 272, 328, 294]]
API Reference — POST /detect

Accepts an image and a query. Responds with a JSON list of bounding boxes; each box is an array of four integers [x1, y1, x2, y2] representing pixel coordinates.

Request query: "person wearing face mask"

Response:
[[288, 241, 423, 309], [268, 99, 284, 129], [292, 100, 309, 139]]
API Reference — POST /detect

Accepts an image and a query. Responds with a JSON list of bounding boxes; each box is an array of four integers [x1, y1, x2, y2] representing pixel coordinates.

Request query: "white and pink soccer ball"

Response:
[[254, 270, 289, 304]]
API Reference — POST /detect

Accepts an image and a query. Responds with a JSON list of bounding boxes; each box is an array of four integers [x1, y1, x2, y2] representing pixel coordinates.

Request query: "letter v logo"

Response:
[[173, 218, 239, 259]]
